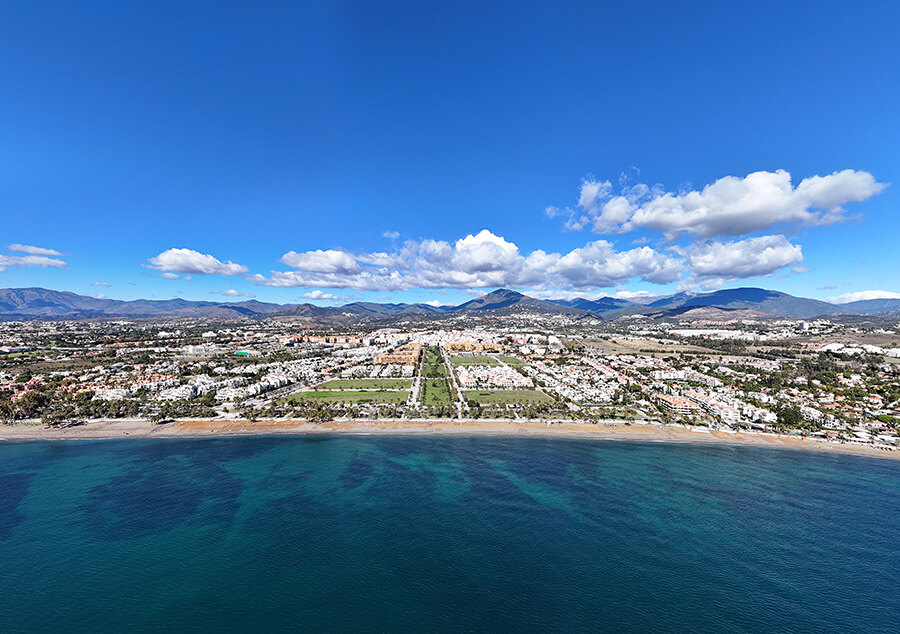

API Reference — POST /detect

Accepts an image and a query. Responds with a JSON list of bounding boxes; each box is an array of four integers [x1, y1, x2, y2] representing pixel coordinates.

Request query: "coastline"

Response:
[[1, 418, 897, 460]]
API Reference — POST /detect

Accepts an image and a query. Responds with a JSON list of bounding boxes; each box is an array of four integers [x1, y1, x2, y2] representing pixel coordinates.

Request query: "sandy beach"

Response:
[[1, 417, 897, 460]]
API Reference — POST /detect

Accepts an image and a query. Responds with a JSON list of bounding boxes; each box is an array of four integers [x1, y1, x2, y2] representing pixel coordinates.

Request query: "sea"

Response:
[[0, 435, 897, 633]]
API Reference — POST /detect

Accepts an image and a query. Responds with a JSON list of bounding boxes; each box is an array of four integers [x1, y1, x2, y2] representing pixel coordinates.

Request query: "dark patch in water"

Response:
[[81, 450, 242, 541], [339, 455, 375, 490], [0, 473, 34, 540]]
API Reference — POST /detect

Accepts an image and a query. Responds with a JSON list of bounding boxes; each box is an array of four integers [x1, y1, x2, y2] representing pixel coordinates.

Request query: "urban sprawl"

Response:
[[1, 312, 899, 452]]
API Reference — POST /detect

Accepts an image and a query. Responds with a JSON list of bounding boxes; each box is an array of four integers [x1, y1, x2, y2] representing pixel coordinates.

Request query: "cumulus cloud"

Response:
[[382, 230, 400, 239], [8, 243, 63, 256], [552, 169, 887, 238], [160, 272, 180, 280], [211, 289, 255, 298], [253, 229, 684, 291], [554, 241, 682, 287], [302, 290, 339, 300], [280, 249, 360, 274], [828, 290, 900, 304], [146, 248, 248, 276], [686, 235, 803, 278]]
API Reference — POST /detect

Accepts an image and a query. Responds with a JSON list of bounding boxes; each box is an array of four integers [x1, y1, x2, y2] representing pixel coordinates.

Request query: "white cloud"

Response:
[[552, 169, 887, 238], [0, 254, 68, 272], [211, 289, 255, 298], [252, 268, 406, 292], [254, 229, 685, 291], [684, 235, 803, 281], [92, 281, 112, 287], [527, 288, 658, 303], [302, 290, 339, 300], [382, 230, 400, 239], [610, 289, 660, 303], [147, 248, 248, 276], [554, 241, 682, 287], [280, 249, 361, 274], [578, 179, 613, 211], [160, 272, 180, 280], [594, 196, 635, 233], [424, 299, 446, 307], [828, 290, 900, 304], [8, 243, 63, 256]]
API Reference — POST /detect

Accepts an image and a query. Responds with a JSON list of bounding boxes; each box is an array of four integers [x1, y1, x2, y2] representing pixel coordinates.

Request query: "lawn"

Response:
[[422, 362, 447, 378], [421, 378, 452, 406], [285, 390, 408, 404], [464, 389, 553, 405], [318, 378, 412, 390], [0, 352, 24, 358], [450, 356, 499, 366], [498, 356, 525, 367]]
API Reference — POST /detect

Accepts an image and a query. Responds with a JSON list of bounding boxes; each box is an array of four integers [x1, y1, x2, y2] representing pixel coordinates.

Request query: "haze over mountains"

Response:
[[1, 287, 899, 322]]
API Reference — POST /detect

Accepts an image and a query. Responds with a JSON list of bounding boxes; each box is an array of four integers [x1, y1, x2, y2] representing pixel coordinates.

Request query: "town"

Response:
[[1, 311, 898, 452]]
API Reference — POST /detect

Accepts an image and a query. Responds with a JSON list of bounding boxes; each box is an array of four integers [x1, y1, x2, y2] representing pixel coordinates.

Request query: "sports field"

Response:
[[464, 389, 553, 404], [318, 378, 412, 390], [285, 390, 408, 404], [450, 356, 499, 366]]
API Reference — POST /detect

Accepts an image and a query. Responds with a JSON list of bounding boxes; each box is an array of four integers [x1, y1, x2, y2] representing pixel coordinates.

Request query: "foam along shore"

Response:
[[0, 418, 897, 460]]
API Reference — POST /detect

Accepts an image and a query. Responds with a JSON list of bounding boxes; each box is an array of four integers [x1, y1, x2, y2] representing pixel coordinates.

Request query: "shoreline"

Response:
[[1, 418, 898, 461]]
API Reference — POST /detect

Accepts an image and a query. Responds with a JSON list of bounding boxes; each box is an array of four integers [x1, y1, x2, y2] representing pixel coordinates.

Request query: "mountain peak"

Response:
[[484, 288, 524, 298]]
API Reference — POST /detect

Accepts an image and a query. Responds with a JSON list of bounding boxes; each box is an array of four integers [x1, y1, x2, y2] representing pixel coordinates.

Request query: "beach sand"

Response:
[[1, 417, 897, 460]]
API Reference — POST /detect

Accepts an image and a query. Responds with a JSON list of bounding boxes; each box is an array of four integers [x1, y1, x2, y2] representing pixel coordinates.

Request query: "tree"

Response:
[[775, 403, 803, 428]]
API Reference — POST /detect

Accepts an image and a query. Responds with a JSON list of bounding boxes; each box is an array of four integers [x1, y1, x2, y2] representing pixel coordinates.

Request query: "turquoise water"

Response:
[[0, 436, 897, 633]]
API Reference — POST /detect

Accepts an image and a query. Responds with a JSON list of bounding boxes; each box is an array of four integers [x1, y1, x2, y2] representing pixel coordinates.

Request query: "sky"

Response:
[[1, 0, 899, 306]]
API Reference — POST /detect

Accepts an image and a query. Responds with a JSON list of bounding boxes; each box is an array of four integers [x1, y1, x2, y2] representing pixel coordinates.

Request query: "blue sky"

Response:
[[1, 1, 898, 305]]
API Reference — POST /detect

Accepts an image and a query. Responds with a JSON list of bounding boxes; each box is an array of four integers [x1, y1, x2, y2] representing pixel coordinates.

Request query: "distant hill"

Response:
[[548, 297, 635, 312], [0, 286, 895, 321], [451, 289, 582, 314], [642, 287, 847, 319], [647, 291, 696, 308], [0, 288, 285, 320], [840, 298, 900, 313]]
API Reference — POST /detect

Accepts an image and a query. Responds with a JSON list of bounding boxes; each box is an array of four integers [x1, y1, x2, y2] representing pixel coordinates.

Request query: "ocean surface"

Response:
[[0, 436, 897, 633]]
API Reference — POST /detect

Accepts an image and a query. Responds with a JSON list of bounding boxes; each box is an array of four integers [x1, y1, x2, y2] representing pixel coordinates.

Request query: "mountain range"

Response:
[[0, 287, 898, 322]]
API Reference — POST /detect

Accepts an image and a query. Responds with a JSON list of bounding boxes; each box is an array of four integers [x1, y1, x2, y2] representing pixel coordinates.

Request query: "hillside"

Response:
[[0, 286, 893, 321]]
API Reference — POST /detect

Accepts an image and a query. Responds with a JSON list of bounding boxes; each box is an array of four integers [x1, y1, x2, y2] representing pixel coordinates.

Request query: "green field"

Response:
[[464, 389, 553, 405], [285, 390, 408, 404], [318, 378, 412, 390], [450, 356, 499, 366], [422, 362, 447, 378], [421, 378, 452, 406], [499, 356, 525, 367]]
